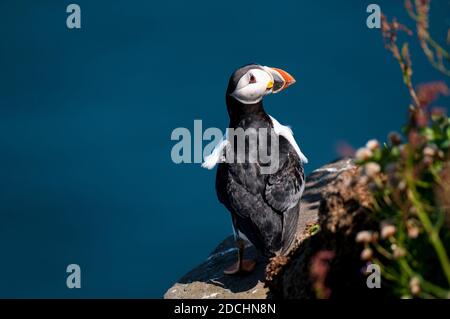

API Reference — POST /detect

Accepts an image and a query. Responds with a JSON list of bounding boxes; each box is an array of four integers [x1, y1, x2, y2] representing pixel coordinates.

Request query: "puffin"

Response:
[[202, 64, 308, 274]]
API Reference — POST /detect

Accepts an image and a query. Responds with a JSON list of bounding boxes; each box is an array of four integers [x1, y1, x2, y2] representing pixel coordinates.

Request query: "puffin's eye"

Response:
[[249, 74, 256, 84]]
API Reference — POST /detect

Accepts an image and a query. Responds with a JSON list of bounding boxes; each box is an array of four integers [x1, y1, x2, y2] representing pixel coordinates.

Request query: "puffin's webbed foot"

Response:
[[224, 259, 256, 275], [223, 239, 257, 275]]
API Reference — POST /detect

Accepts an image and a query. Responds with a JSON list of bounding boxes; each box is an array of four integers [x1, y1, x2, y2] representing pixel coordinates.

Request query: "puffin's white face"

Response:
[[229, 66, 296, 104], [230, 69, 274, 104]]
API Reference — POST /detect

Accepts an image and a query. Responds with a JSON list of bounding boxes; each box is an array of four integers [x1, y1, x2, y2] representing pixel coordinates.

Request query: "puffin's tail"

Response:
[[280, 203, 300, 255]]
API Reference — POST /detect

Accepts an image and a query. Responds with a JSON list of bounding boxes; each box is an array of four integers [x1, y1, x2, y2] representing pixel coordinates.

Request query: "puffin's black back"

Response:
[[215, 87, 304, 256]]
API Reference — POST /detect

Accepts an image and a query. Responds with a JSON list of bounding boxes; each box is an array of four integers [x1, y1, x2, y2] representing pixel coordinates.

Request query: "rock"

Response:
[[267, 160, 387, 299], [164, 158, 356, 299], [164, 236, 267, 299]]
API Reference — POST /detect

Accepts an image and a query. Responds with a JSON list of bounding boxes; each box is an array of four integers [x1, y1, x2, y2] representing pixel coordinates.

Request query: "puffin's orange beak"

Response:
[[269, 67, 296, 93]]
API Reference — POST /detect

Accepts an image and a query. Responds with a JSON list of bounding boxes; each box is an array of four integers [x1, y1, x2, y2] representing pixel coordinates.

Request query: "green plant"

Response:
[[354, 2, 450, 298]]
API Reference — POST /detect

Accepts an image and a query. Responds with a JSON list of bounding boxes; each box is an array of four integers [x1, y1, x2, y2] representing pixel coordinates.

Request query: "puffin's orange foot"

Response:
[[223, 259, 257, 275]]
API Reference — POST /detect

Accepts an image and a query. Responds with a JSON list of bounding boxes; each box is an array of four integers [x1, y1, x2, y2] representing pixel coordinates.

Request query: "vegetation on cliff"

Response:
[[354, 0, 450, 298]]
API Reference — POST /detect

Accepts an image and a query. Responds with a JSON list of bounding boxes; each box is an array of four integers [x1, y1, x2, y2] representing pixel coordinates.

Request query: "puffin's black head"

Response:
[[226, 64, 296, 105]]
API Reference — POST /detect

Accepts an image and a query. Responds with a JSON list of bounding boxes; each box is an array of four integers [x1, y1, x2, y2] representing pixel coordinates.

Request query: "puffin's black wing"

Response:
[[264, 150, 304, 213], [216, 163, 283, 255], [264, 138, 305, 253]]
